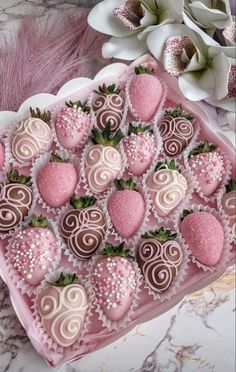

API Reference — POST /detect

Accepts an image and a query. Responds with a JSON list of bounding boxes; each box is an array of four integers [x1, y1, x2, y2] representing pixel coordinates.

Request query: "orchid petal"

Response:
[[158, 0, 184, 23], [183, 12, 220, 46], [178, 70, 215, 100], [189, 1, 232, 29], [211, 52, 231, 99], [102, 34, 148, 59], [88, 0, 135, 37]]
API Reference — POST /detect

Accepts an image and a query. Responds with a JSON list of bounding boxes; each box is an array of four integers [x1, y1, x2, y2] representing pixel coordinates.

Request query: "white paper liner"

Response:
[[87, 246, 142, 331], [6, 113, 53, 169], [217, 187, 236, 243], [154, 106, 201, 162], [5, 219, 62, 296], [90, 89, 128, 133], [50, 97, 93, 154], [173, 204, 233, 273], [31, 267, 93, 353], [142, 159, 196, 224], [31, 150, 80, 215], [80, 140, 127, 198], [183, 141, 232, 203], [135, 225, 190, 302], [57, 198, 110, 268], [125, 71, 168, 124], [102, 181, 151, 247], [122, 121, 163, 179], [0, 172, 37, 241], [0, 135, 10, 179]]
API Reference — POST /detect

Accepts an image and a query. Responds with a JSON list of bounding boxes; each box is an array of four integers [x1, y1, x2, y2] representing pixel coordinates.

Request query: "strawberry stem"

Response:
[[30, 107, 51, 124], [189, 140, 217, 157], [141, 227, 177, 241], [114, 178, 137, 191], [48, 273, 78, 287], [94, 83, 121, 96], [7, 169, 32, 186], [101, 242, 133, 258], [181, 209, 193, 221], [226, 179, 236, 193], [50, 151, 68, 163], [30, 215, 49, 228], [164, 105, 193, 121], [128, 123, 152, 135], [154, 160, 180, 172], [65, 100, 91, 114], [135, 65, 154, 75], [70, 195, 97, 209], [90, 122, 124, 147]]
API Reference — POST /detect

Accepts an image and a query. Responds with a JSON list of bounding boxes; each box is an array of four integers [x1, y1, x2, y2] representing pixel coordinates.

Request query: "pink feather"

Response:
[[0, 12, 110, 112]]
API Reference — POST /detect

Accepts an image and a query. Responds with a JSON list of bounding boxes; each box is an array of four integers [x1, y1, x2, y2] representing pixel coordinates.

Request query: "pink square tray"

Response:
[[0, 55, 235, 367]]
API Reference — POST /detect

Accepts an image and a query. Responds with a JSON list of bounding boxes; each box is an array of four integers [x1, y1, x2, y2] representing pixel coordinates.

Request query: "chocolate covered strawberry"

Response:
[[12, 107, 52, 164], [123, 123, 155, 176], [9, 215, 57, 286], [137, 228, 183, 293], [159, 105, 194, 157], [85, 123, 123, 194], [189, 140, 225, 197], [146, 160, 187, 217], [93, 83, 124, 132], [38, 273, 88, 347], [108, 178, 145, 238], [128, 65, 163, 121], [0, 170, 33, 233], [92, 243, 136, 321], [221, 179, 236, 239], [180, 210, 224, 266], [61, 195, 106, 260], [55, 100, 91, 150], [37, 152, 78, 208]]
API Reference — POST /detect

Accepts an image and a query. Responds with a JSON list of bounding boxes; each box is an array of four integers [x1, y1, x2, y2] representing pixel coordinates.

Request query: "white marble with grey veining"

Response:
[[0, 1, 235, 371]]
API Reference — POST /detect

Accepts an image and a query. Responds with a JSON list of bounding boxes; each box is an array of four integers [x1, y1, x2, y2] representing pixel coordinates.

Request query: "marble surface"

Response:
[[0, 1, 235, 372]]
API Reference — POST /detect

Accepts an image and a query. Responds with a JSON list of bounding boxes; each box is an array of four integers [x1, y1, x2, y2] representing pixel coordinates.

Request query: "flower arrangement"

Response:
[[88, 0, 235, 112]]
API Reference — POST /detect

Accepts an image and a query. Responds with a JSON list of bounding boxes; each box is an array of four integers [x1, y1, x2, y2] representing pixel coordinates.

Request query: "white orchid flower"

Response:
[[147, 23, 235, 110], [184, 0, 232, 36], [88, 0, 184, 59]]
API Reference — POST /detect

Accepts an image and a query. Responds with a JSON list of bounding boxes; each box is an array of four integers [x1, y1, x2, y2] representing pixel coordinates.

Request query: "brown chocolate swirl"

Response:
[[0, 182, 33, 233], [61, 206, 106, 259], [93, 94, 124, 132], [137, 238, 183, 293]]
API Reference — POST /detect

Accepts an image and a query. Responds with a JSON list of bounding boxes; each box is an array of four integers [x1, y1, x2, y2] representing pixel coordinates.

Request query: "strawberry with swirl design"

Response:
[[61, 195, 106, 260], [93, 84, 124, 132], [12, 107, 52, 164], [84, 123, 124, 195], [37, 273, 88, 348], [137, 228, 183, 293], [146, 160, 187, 217], [159, 105, 194, 157]]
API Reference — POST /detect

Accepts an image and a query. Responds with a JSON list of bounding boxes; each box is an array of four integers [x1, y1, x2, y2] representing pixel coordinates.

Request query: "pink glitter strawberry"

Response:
[[128, 65, 163, 121], [123, 123, 155, 176], [92, 242, 136, 321], [37, 152, 78, 208], [108, 178, 145, 238], [9, 215, 57, 286], [55, 100, 91, 150], [189, 140, 225, 197]]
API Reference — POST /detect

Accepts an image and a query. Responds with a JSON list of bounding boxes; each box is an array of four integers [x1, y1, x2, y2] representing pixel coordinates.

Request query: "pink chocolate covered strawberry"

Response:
[[37, 152, 78, 208], [128, 65, 163, 121], [221, 179, 236, 240], [189, 140, 225, 197], [92, 243, 136, 322], [55, 100, 91, 150], [180, 210, 224, 266], [38, 273, 88, 347], [108, 178, 145, 238], [93, 83, 124, 132], [123, 123, 155, 176], [9, 215, 57, 286]]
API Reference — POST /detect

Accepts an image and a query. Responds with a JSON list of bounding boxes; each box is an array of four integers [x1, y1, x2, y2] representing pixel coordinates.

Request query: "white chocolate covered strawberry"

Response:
[[55, 100, 91, 150], [84, 123, 123, 194], [9, 215, 57, 286], [38, 273, 88, 347], [189, 140, 225, 197], [92, 243, 136, 322], [123, 123, 155, 176]]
